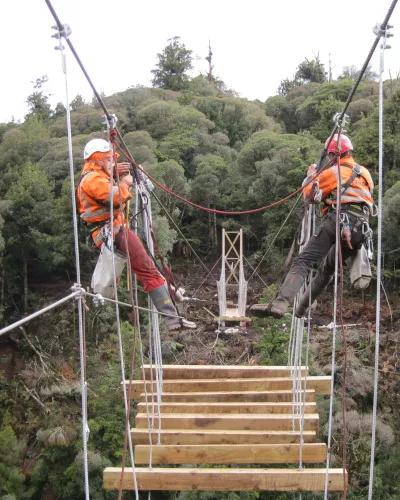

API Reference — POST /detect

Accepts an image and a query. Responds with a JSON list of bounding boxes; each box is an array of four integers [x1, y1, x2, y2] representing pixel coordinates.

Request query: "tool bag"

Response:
[[91, 242, 127, 298], [350, 244, 372, 289]]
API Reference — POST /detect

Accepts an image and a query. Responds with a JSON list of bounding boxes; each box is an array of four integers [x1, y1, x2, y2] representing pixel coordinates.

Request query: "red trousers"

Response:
[[115, 228, 165, 292]]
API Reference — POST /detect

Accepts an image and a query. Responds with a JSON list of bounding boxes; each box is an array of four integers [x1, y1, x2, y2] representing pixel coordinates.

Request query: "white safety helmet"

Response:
[[83, 138, 111, 160]]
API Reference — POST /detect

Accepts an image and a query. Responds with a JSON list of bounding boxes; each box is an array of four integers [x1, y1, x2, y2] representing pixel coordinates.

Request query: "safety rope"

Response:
[[108, 143, 139, 499], [53, 29, 91, 500], [249, 194, 302, 282], [324, 147, 343, 499], [368, 24, 389, 500]]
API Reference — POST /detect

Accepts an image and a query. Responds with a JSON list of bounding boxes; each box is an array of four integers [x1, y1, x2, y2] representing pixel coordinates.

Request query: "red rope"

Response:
[[114, 132, 328, 216]]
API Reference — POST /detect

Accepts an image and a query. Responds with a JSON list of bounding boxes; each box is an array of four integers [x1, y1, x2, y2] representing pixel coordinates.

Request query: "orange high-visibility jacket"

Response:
[[302, 156, 374, 211], [77, 160, 132, 247]]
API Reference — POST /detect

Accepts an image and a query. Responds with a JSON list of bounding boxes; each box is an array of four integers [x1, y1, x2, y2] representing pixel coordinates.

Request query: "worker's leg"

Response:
[[252, 213, 336, 317], [295, 213, 365, 317], [115, 228, 165, 292], [295, 245, 336, 317], [115, 229, 195, 330]]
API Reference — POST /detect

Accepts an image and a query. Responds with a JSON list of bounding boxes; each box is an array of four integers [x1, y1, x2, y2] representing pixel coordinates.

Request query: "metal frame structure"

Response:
[[217, 229, 249, 325]]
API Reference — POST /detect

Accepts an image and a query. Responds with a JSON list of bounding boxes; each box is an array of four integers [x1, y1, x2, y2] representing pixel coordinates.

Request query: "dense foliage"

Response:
[[1, 45, 400, 499]]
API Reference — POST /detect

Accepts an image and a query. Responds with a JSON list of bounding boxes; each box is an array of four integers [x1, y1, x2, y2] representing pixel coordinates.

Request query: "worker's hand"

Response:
[[121, 174, 133, 188], [311, 181, 322, 203], [306, 163, 317, 176], [341, 226, 353, 249], [116, 162, 131, 177]]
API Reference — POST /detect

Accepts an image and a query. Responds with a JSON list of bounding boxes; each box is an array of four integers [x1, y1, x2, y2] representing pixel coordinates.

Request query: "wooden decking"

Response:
[[103, 364, 347, 492]]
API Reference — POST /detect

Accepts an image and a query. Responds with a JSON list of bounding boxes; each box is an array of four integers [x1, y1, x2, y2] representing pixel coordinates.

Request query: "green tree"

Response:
[[152, 36, 193, 91], [25, 75, 52, 121], [295, 56, 326, 84], [70, 94, 86, 111], [339, 64, 378, 81], [4, 163, 56, 312], [0, 424, 25, 498]]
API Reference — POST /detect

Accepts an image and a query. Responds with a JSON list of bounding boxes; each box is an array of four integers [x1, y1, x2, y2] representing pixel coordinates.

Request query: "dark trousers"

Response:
[[279, 211, 364, 303]]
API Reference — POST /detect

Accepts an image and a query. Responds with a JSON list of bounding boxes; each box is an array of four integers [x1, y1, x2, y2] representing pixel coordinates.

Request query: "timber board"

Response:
[[125, 376, 331, 397], [141, 364, 308, 379], [135, 413, 319, 431], [136, 401, 317, 414], [131, 429, 317, 445], [134, 443, 327, 464], [103, 467, 347, 491], [139, 389, 316, 403]]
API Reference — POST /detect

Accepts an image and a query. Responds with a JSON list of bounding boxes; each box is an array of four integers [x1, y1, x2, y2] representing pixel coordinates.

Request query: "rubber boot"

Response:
[[295, 272, 332, 318], [251, 272, 305, 318], [149, 284, 196, 331]]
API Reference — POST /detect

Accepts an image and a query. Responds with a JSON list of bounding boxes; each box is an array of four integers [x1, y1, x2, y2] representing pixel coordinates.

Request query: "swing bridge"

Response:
[[0, 0, 397, 498]]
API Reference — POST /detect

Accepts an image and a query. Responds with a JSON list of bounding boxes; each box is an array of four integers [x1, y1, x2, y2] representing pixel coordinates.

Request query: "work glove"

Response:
[[311, 181, 323, 203], [116, 162, 131, 177]]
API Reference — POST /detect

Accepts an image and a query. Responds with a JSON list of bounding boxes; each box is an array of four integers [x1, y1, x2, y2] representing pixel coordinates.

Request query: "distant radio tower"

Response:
[[206, 40, 214, 81]]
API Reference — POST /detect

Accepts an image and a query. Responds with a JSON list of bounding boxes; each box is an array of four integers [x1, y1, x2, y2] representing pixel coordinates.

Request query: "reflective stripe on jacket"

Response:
[[77, 160, 132, 246], [302, 157, 374, 211]]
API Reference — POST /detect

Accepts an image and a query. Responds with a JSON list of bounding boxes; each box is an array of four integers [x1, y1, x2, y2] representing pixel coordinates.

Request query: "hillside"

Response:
[[1, 62, 400, 498]]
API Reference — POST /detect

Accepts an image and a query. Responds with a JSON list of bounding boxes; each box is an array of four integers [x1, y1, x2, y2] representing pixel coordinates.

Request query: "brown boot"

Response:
[[269, 296, 290, 317], [250, 296, 290, 318]]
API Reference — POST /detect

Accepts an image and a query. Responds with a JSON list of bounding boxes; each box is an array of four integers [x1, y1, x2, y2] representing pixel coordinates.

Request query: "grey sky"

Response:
[[1, 0, 399, 123]]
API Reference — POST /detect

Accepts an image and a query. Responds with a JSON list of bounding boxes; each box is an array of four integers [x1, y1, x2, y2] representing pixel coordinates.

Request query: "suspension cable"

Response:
[[148, 188, 210, 274], [54, 31, 92, 500], [249, 193, 302, 281], [0, 291, 80, 337], [368, 24, 390, 500], [317, 0, 399, 172]]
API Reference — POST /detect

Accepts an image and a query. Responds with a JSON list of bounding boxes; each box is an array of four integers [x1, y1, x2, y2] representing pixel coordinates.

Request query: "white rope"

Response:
[[56, 31, 90, 500], [138, 178, 163, 444], [109, 147, 138, 499], [132, 187, 155, 468], [368, 27, 388, 500], [85, 290, 185, 320], [324, 146, 342, 499]]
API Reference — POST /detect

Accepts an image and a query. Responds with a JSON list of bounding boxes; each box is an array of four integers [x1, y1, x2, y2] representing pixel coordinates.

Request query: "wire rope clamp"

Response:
[[51, 23, 71, 40], [71, 283, 86, 299], [92, 293, 105, 307], [332, 112, 350, 132]]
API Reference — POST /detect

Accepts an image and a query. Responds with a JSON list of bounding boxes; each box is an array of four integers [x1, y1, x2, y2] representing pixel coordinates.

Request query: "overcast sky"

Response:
[[1, 0, 399, 123]]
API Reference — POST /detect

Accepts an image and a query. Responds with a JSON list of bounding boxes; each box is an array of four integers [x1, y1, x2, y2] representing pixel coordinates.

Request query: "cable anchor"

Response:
[[51, 23, 71, 50], [103, 113, 118, 133], [332, 112, 350, 132]]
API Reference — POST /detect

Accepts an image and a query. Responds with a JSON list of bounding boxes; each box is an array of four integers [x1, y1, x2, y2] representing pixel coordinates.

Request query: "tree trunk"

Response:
[[23, 256, 28, 313]]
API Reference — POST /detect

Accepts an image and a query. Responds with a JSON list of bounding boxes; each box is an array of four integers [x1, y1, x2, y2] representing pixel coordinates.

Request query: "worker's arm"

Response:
[[302, 164, 321, 202], [82, 172, 132, 206]]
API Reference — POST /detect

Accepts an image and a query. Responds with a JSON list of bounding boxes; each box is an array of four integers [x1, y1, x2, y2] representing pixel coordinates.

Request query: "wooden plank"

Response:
[[136, 402, 317, 414], [131, 429, 317, 445], [141, 364, 308, 379], [135, 413, 319, 431], [139, 389, 316, 403], [135, 443, 327, 464], [126, 376, 331, 398], [219, 315, 251, 322], [103, 467, 347, 491]]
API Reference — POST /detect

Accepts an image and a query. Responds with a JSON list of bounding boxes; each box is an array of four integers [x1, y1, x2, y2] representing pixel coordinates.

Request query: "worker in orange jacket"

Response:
[[252, 133, 374, 318], [77, 138, 196, 330]]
